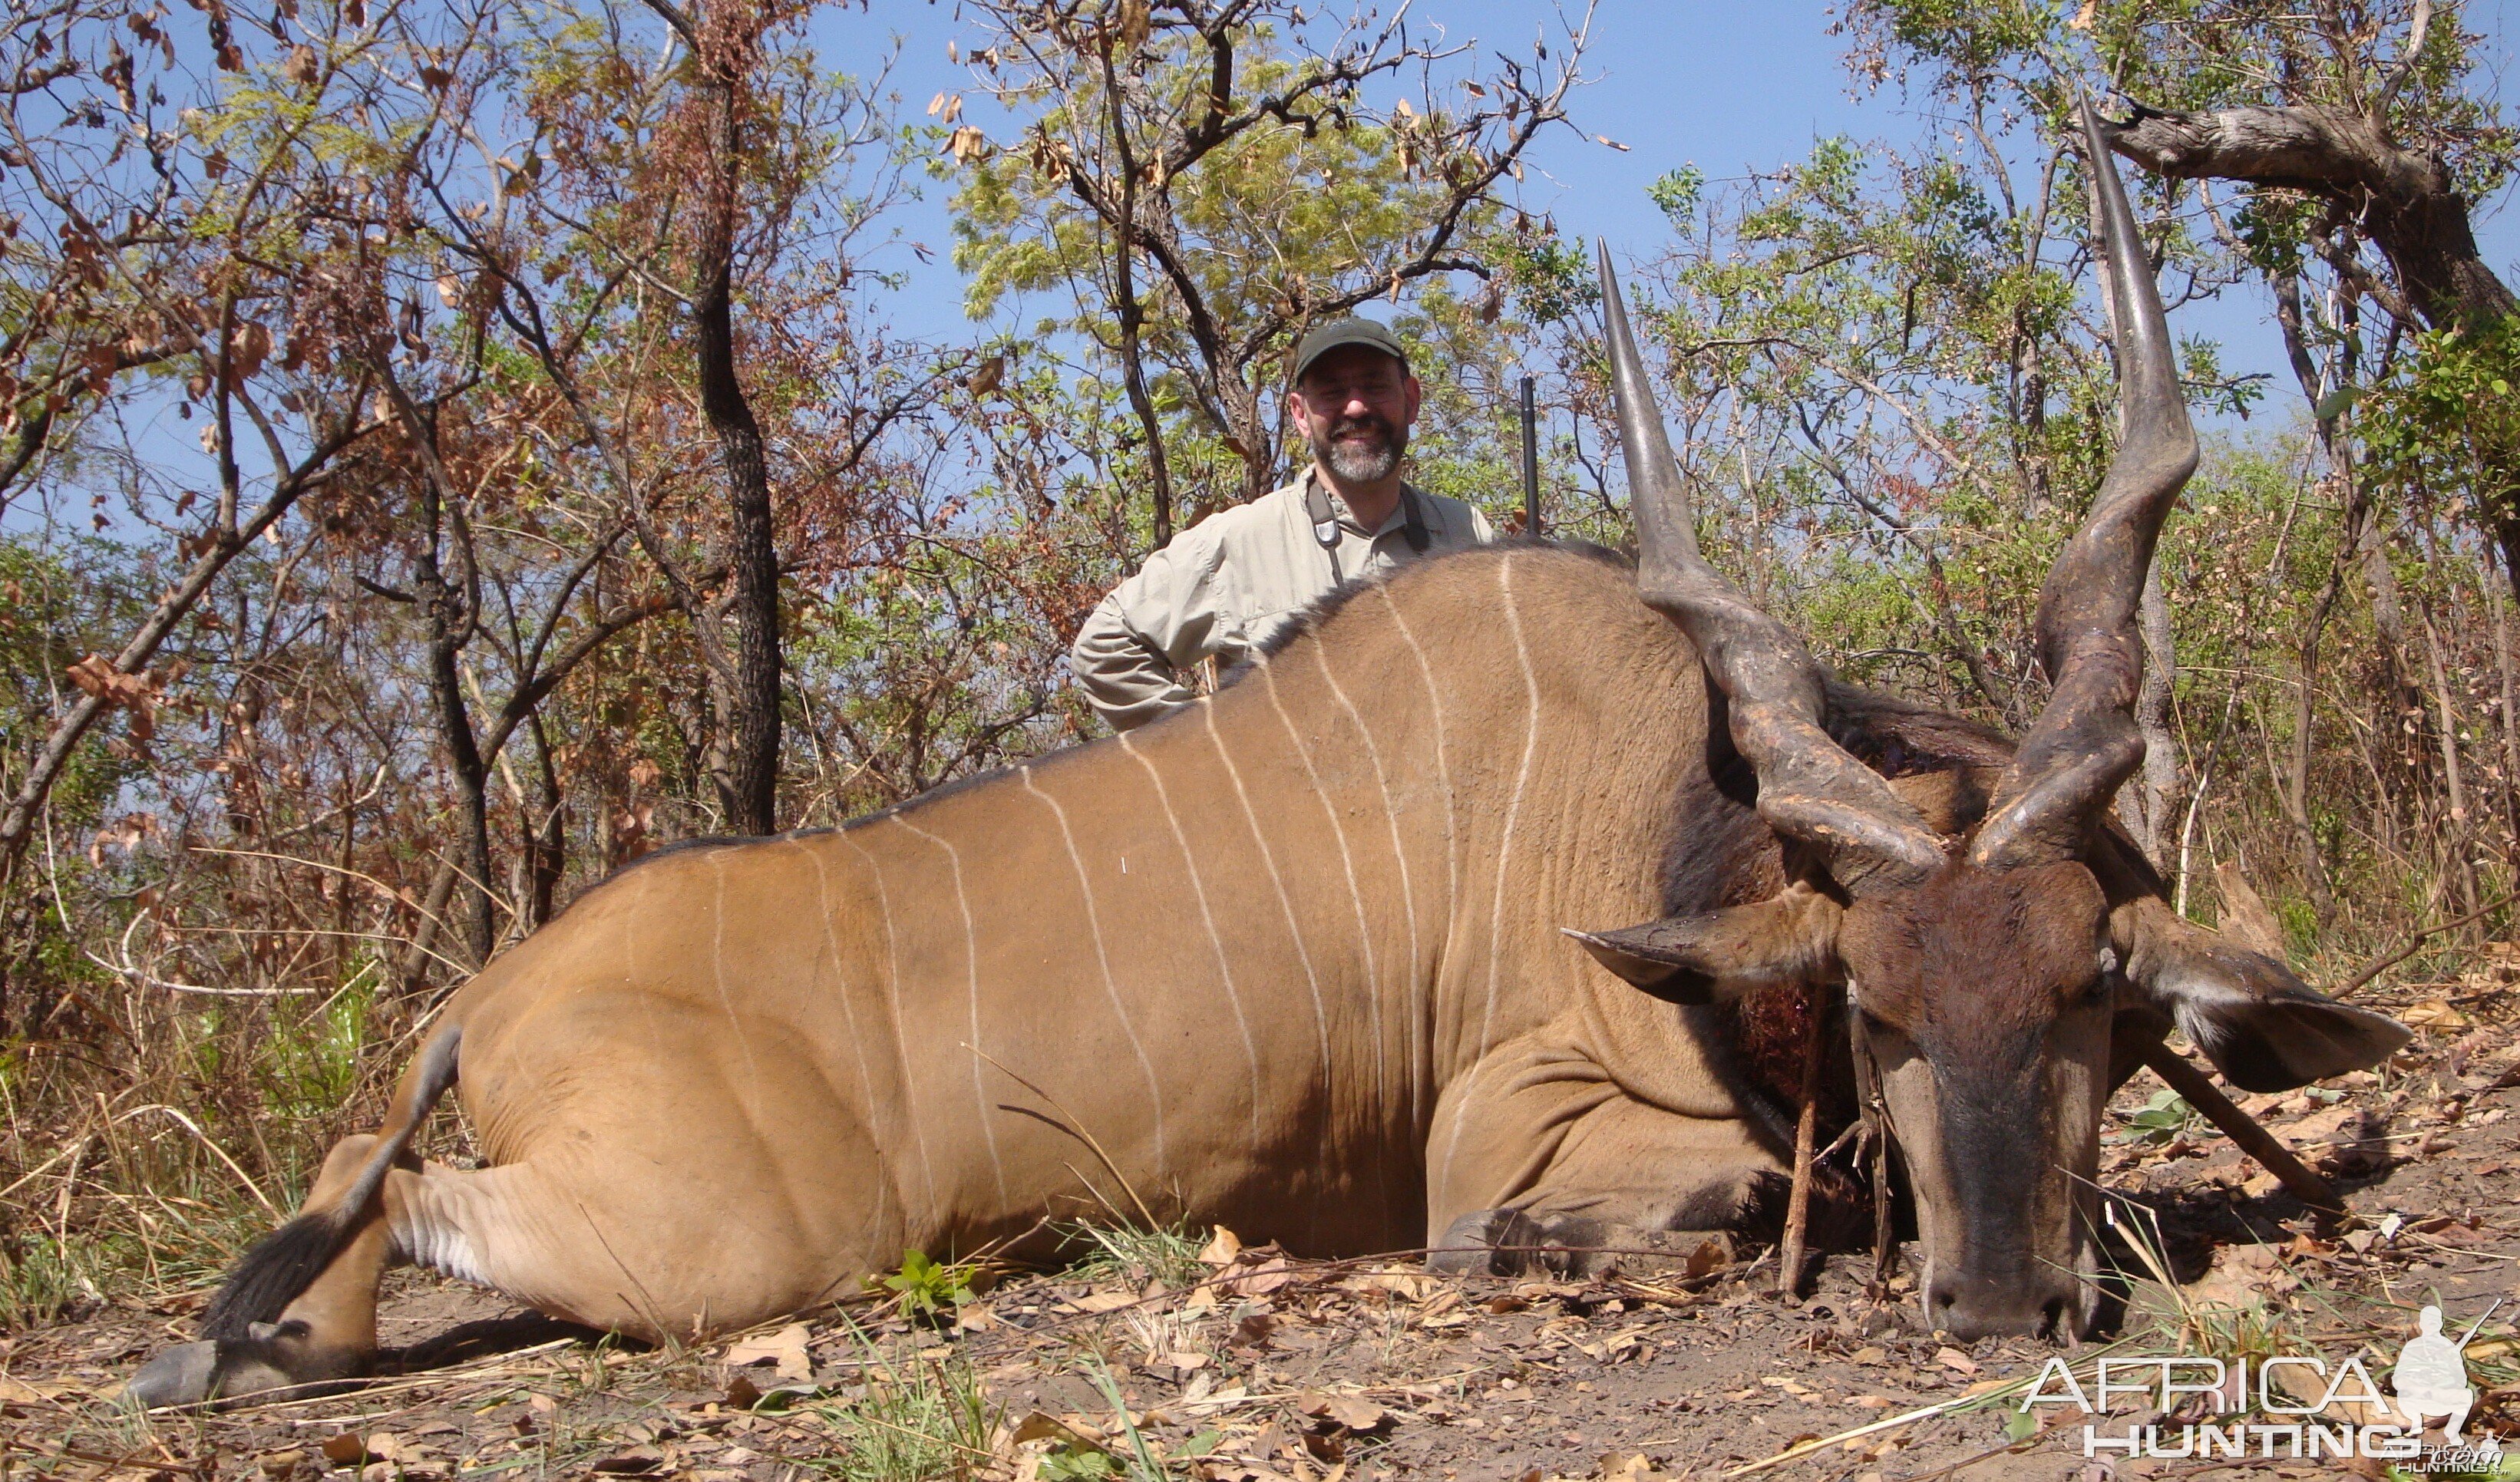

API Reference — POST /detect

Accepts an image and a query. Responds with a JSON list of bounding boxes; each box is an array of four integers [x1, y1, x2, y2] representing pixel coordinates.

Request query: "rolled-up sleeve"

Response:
[[1068, 527, 1240, 731]]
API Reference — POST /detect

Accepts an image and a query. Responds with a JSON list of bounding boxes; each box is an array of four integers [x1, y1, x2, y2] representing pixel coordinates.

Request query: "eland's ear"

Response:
[[2112, 896, 2410, 1092], [1564, 883, 1842, 1004]]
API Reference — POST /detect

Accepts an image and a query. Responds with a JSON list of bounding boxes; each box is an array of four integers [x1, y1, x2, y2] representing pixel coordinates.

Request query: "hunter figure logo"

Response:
[[2019, 1297, 2505, 1464], [2391, 1304, 2479, 1444]]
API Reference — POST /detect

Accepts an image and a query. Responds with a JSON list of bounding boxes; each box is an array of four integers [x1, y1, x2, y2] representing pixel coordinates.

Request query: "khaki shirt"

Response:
[[1072, 473, 1496, 731]]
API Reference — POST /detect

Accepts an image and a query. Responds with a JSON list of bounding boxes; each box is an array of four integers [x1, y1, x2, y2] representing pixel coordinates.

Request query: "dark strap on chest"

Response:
[[1306, 477, 1340, 550], [1307, 479, 1432, 555]]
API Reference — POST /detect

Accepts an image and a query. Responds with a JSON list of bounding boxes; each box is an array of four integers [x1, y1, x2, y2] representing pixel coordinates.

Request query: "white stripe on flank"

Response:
[[1261, 663, 1386, 1108], [1022, 764, 1168, 1172], [1438, 555, 1541, 1187], [888, 814, 1012, 1206], [840, 827, 942, 1223], [795, 838, 914, 1249], [1373, 584, 1458, 924], [1310, 643, 1419, 974], [703, 852, 768, 1125], [1311, 640, 1423, 1120], [1119, 731, 1264, 1145], [1204, 698, 1334, 1074]]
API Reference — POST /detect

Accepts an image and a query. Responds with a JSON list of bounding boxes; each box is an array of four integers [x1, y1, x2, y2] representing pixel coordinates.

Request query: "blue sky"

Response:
[[812, 0, 2520, 420]]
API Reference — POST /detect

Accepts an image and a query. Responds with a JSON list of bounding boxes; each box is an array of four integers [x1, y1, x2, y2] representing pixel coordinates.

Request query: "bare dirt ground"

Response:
[[12, 962, 2520, 1482]]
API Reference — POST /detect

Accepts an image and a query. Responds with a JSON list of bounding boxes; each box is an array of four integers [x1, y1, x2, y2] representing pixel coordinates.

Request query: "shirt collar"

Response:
[[1307, 468, 1415, 539]]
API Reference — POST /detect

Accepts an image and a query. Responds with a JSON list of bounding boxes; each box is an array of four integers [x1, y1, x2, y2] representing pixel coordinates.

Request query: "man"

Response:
[[1070, 317, 1496, 731]]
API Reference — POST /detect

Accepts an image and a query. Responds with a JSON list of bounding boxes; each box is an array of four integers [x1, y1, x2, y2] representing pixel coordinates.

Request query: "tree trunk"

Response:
[[414, 490, 494, 967], [2492, 546, 2520, 847], [2118, 94, 2520, 630], [395, 857, 461, 996], [2496, 518, 2520, 646], [690, 29, 782, 837], [1228, 372, 1273, 503], [1101, 96, 1177, 547], [2419, 599, 2481, 917], [2109, 101, 2516, 332], [2129, 559, 2181, 864], [526, 714, 566, 931]]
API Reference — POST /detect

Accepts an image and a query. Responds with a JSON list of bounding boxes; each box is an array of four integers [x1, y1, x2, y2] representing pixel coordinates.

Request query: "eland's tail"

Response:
[[198, 1025, 463, 1339]]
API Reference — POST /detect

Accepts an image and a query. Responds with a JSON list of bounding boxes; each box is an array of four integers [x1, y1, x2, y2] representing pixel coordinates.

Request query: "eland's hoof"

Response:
[[1427, 1208, 1547, 1276], [123, 1342, 226, 1409], [121, 1327, 346, 1410]]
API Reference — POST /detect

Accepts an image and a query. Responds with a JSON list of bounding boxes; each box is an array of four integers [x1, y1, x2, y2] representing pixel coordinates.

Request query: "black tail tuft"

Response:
[[199, 1210, 351, 1341]]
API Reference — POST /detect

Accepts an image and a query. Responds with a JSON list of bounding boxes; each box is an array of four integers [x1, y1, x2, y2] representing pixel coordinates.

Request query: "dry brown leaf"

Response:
[[229, 319, 272, 383], [1293, 1392, 1386, 1431], [1198, 1226, 1244, 1265], [318, 1437, 369, 1467], [1224, 1256, 1293, 1296], [0, 1372, 81, 1403], [1341, 1269, 1433, 1302], [2212, 862, 2288, 958], [723, 1322, 811, 1381], [2404, 998, 2472, 1029], [2183, 1243, 2300, 1312], [2284, 1104, 2392, 1172], [65, 653, 160, 738]]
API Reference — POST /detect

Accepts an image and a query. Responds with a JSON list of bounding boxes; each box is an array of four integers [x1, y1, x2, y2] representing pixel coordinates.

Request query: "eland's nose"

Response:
[[1923, 1273, 2082, 1341]]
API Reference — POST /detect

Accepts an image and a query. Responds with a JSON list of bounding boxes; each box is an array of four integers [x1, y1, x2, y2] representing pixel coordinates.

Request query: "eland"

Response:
[[129, 110, 2404, 1406]]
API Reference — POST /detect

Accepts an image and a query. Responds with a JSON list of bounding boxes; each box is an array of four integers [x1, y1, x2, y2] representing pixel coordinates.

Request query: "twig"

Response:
[[1719, 1340, 2134, 1476], [1717, 1395, 1970, 1477], [2331, 889, 2520, 998], [47, 1103, 284, 1217], [132, 1104, 283, 1217], [1775, 985, 1833, 1298], [964, 1043, 1158, 1230], [2140, 1047, 2341, 1212]]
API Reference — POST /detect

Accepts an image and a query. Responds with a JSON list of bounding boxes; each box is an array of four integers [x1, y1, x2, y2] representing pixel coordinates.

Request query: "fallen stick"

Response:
[[1717, 1338, 2135, 1477], [2140, 1045, 2341, 1211], [1775, 984, 1834, 1298], [1716, 1393, 1965, 1477], [2331, 888, 2520, 998]]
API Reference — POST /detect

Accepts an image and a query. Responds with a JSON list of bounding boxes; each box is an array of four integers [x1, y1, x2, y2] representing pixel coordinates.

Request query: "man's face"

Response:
[[1290, 345, 1421, 485]]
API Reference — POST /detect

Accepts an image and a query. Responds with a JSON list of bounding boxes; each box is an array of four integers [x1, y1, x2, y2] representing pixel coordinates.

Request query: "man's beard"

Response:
[[1314, 413, 1405, 484]]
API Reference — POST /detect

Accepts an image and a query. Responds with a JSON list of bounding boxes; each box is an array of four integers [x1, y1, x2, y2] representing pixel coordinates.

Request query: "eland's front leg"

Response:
[[1423, 1038, 1790, 1277]]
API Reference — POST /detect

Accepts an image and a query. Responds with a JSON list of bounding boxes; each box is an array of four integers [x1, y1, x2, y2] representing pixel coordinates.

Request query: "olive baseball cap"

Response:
[[1290, 317, 1411, 385]]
